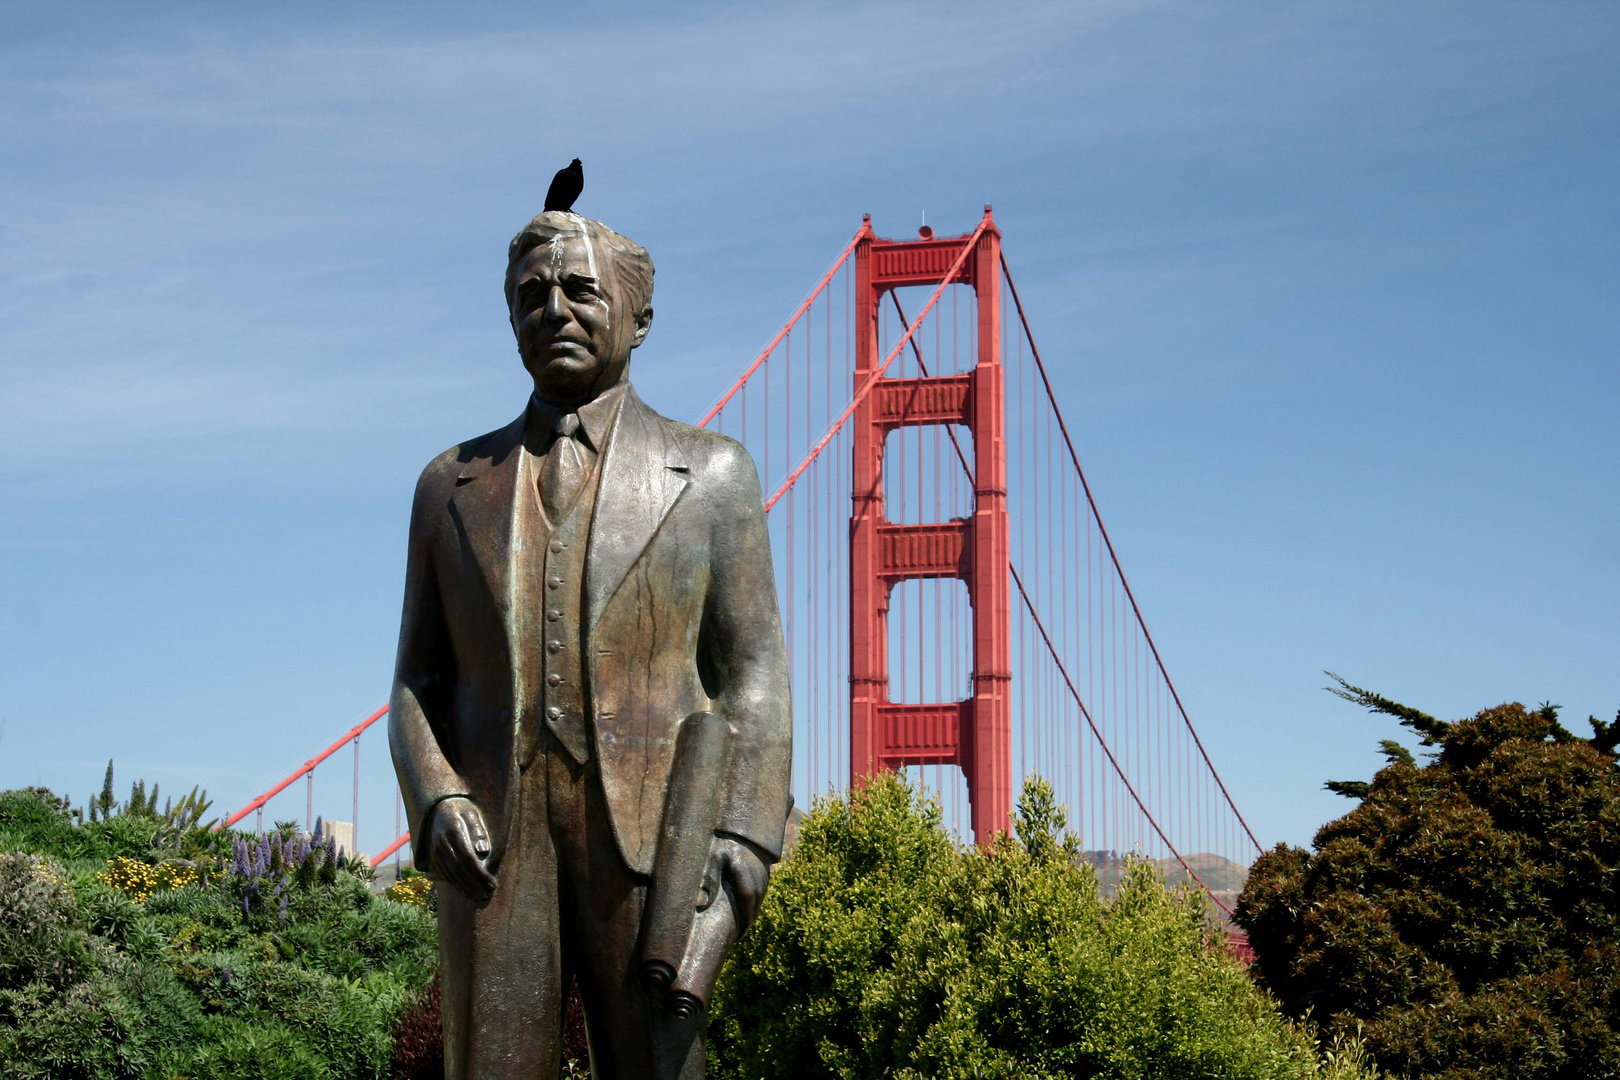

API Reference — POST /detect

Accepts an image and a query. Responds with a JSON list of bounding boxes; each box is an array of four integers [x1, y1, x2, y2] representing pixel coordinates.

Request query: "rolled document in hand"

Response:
[[666, 880, 738, 1017], [641, 710, 731, 1004]]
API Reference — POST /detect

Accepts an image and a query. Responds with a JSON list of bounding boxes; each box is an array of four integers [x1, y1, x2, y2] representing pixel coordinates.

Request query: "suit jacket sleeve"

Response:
[[389, 463, 471, 872], [702, 441, 794, 860]]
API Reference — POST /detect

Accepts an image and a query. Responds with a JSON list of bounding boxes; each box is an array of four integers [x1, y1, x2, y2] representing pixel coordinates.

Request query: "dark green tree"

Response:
[[1236, 676, 1620, 1079], [95, 760, 115, 822], [123, 779, 159, 819]]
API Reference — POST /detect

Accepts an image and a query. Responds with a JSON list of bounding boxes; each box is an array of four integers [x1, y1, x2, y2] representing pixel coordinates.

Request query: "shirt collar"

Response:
[[526, 381, 628, 453]]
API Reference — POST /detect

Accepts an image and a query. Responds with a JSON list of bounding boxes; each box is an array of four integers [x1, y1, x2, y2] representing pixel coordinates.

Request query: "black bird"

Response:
[[544, 158, 583, 213]]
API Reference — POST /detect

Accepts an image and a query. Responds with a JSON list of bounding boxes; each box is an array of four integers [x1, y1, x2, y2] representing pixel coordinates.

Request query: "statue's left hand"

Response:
[[701, 835, 771, 932]]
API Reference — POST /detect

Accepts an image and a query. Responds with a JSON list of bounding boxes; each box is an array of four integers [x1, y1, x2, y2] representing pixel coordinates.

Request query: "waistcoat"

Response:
[[516, 446, 603, 768]]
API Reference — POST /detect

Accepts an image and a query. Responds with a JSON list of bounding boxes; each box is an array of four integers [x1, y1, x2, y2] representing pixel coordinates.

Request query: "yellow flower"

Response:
[[154, 862, 199, 891], [94, 857, 202, 902], [96, 856, 162, 901], [384, 876, 434, 907]]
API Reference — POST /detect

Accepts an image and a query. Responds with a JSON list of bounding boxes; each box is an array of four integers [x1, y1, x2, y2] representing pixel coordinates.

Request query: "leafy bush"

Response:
[[0, 851, 199, 1078], [711, 773, 1374, 1080], [1236, 679, 1620, 1079], [0, 852, 88, 991], [0, 771, 216, 869], [0, 786, 437, 1079]]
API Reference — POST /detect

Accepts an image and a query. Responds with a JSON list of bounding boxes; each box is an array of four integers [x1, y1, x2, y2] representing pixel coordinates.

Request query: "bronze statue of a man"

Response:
[[389, 210, 792, 1079]]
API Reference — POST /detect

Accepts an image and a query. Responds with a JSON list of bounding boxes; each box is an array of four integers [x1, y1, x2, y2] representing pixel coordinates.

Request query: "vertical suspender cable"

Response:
[[1001, 256, 1259, 855]]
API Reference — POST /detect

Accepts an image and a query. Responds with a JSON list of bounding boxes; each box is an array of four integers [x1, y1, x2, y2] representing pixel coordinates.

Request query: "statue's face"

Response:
[[509, 230, 646, 405]]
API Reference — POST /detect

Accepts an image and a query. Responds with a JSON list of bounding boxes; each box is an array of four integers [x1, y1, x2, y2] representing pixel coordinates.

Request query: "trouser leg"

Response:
[[437, 762, 565, 1080], [547, 744, 706, 1080]]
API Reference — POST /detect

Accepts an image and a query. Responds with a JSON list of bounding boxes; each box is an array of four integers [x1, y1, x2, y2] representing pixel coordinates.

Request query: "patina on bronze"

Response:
[[389, 210, 792, 1079]]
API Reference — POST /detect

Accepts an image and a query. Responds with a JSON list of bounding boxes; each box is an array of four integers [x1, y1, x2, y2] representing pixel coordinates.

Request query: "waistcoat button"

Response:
[[547, 673, 563, 686], [546, 706, 561, 720], [547, 609, 562, 621], [547, 640, 563, 653]]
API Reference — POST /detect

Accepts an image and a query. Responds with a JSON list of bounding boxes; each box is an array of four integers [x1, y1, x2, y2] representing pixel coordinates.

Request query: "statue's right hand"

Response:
[[426, 797, 496, 906]]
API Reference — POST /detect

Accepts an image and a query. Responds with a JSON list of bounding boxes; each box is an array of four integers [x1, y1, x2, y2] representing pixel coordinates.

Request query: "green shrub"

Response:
[[0, 852, 198, 1079], [711, 773, 1374, 1080], [0, 789, 77, 853], [1237, 680, 1620, 1079], [172, 1015, 331, 1080], [0, 785, 438, 1079], [1, 786, 218, 870], [0, 853, 93, 991]]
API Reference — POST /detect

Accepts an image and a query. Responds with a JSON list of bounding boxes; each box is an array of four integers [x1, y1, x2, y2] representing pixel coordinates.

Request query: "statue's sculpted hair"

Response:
[[506, 211, 654, 319]]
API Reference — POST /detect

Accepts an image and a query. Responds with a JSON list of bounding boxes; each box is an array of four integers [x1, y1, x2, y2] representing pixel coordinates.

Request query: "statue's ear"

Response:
[[631, 305, 653, 349]]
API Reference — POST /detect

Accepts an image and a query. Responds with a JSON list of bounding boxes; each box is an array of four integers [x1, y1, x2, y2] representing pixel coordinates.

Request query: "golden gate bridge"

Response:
[[219, 208, 1261, 915]]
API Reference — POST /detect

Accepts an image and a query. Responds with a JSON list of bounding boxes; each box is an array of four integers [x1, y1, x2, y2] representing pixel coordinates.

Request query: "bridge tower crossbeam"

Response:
[[849, 207, 1012, 844]]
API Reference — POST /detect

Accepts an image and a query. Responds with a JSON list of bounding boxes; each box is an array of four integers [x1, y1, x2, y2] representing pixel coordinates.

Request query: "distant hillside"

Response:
[[1156, 851, 1249, 895], [1080, 850, 1249, 923]]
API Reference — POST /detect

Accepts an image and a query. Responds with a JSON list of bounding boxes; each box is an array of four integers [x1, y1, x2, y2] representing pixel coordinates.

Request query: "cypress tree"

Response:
[[98, 759, 115, 820], [1237, 677, 1620, 1078]]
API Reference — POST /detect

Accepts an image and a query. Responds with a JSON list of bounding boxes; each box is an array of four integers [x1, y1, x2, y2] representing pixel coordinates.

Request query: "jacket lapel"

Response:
[[447, 413, 527, 652], [586, 387, 689, 631]]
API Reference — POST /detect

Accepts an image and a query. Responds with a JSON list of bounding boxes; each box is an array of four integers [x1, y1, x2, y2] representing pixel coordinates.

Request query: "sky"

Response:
[[1, 0, 1616, 858]]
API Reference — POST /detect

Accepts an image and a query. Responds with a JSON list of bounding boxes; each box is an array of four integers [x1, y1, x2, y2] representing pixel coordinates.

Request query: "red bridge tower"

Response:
[[849, 207, 1012, 844]]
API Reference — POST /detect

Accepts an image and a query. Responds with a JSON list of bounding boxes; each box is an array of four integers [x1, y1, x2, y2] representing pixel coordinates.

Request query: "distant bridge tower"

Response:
[[848, 206, 1012, 844]]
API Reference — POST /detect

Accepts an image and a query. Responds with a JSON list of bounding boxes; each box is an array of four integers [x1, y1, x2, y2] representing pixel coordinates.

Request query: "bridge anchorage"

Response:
[[228, 208, 1262, 916]]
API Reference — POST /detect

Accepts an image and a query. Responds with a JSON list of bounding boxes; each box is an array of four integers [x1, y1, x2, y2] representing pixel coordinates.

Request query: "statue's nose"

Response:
[[543, 284, 569, 322]]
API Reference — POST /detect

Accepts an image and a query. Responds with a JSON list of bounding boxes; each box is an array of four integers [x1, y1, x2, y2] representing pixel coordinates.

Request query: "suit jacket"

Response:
[[389, 384, 792, 878]]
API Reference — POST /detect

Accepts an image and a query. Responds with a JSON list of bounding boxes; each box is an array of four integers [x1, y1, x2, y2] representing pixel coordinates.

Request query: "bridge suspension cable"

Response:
[[219, 703, 387, 838], [883, 286, 1242, 910], [1001, 255, 1259, 855], [231, 212, 1263, 912], [701, 212, 1263, 913]]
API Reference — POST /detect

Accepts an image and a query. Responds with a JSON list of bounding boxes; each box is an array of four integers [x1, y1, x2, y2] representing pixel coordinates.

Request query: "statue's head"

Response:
[[505, 211, 654, 406]]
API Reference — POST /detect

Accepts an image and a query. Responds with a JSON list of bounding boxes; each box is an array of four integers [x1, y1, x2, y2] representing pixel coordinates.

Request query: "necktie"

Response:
[[539, 412, 588, 523]]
